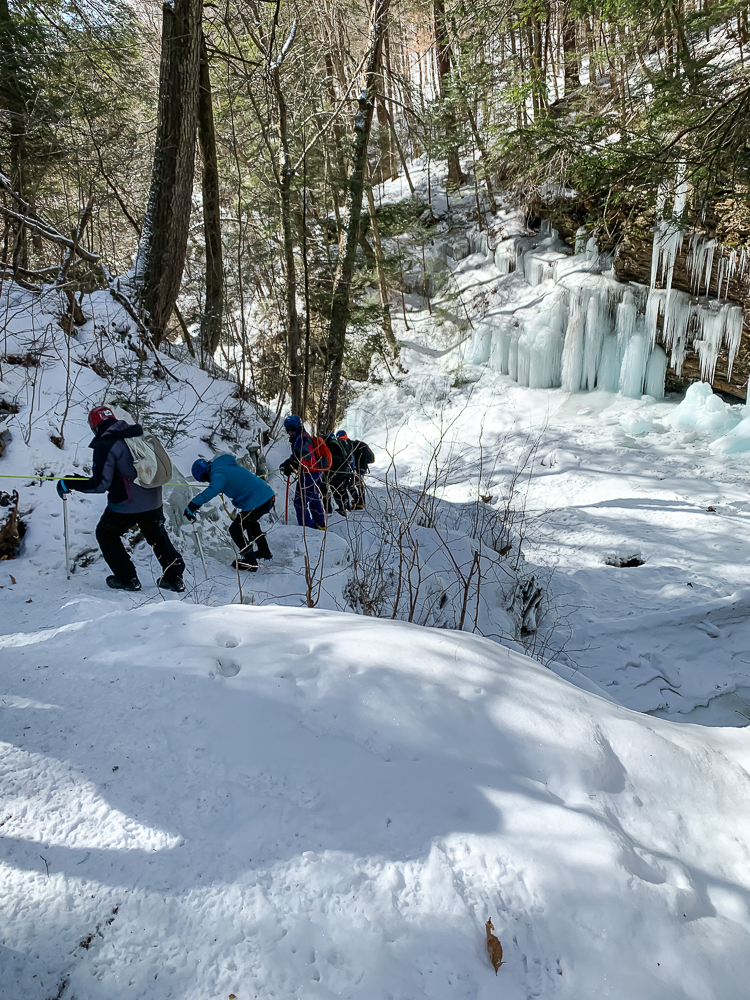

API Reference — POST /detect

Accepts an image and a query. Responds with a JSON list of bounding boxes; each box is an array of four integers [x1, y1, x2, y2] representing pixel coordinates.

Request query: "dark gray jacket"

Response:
[[70, 419, 162, 514]]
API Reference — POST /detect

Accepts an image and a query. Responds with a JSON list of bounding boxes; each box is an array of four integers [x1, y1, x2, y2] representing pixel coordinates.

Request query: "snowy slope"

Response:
[[344, 183, 750, 725], [2, 603, 750, 1000], [350, 346, 750, 723], [0, 284, 363, 617]]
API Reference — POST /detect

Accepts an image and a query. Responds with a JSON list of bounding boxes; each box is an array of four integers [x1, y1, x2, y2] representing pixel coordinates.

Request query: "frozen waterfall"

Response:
[[463, 217, 745, 399]]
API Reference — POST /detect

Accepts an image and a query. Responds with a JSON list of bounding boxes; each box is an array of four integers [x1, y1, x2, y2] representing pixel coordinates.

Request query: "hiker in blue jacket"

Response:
[[185, 453, 275, 571]]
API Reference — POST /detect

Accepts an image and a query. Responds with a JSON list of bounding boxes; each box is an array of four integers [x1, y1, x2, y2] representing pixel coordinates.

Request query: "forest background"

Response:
[[0, 0, 748, 428]]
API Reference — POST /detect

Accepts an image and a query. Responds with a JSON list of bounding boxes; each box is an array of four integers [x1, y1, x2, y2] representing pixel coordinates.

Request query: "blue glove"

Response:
[[184, 501, 199, 522], [56, 479, 71, 499]]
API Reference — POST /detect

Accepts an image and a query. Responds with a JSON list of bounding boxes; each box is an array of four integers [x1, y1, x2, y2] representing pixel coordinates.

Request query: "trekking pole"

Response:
[[62, 494, 71, 580], [284, 476, 290, 524], [193, 523, 209, 580]]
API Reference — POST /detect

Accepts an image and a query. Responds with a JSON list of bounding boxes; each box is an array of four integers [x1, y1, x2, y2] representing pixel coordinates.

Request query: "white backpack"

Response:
[[125, 431, 173, 489]]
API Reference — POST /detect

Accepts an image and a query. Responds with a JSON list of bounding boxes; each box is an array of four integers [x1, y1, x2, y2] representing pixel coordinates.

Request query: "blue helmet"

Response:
[[191, 458, 210, 482], [336, 430, 348, 439], [284, 414, 302, 432]]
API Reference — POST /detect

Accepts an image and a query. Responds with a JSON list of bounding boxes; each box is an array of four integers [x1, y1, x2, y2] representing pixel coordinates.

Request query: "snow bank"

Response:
[[710, 413, 750, 454], [2, 602, 750, 999], [669, 381, 742, 438]]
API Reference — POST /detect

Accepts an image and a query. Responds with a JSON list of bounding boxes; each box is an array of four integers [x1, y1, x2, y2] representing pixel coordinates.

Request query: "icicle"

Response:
[[585, 237, 600, 268], [724, 304, 744, 380], [575, 226, 587, 254], [650, 181, 669, 292], [673, 167, 688, 215], [686, 234, 716, 296], [487, 317, 514, 374], [695, 306, 726, 384], [517, 326, 534, 386], [615, 291, 638, 353], [651, 165, 687, 339], [508, 323, 522, 381], [529, 326, 564, 388], [657, 289, 692, 374], [645, 288, 665, 346], [597, 334, 620, 392], [644, 345, 667, 399], [583, 292, 604, 390], [650, 180, 672, 291], [728, 248, 737, 288], [703, 240, 716, 296], [495, 249, 514, 274], [561, 289, 588, 392], [545, 287, 570, 340], [468, 322, 493, 365], [524, 254, 549, 287], [619, 332, 649, 398]]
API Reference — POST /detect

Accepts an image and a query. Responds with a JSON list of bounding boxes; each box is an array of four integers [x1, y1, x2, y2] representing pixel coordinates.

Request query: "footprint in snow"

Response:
[[211, 659, 241, 678]]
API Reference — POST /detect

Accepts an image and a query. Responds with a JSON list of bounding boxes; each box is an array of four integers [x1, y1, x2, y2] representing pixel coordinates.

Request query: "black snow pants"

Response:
[[96, 506, 185, 583], [326, 472, 353, 513], [229, 496, 274, 560]]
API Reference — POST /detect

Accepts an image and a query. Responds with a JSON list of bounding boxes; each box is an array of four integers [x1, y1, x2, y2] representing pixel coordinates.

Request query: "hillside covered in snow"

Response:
[[2, 0, 750, 990]]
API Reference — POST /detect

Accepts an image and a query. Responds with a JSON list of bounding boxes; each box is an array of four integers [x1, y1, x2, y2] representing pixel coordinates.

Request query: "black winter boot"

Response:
[[157, 574, 186, 593], [232, 558, 258, 572], [106, 575, 142, 592], [232, 546, 258, 571], [254, 537, 272, 561]]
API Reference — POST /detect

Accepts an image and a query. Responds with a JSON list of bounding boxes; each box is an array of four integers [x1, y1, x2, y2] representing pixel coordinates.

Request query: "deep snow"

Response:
[[3, 603, 750, 1000]]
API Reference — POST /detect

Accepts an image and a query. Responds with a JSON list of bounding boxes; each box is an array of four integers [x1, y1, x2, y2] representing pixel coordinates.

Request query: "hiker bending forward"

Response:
[[337, 431, 374, 510], [186, 453, 275, 571], [56, 406, 185, 592]]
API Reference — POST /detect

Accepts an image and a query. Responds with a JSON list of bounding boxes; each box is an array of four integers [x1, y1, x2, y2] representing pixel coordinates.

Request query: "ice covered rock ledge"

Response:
[[462, 221, 745, 401], [2, 601, 750, 998]]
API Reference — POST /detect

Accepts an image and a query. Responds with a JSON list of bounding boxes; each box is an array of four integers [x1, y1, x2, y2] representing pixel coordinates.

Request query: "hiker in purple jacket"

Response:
[[56, 406, 185, 593]]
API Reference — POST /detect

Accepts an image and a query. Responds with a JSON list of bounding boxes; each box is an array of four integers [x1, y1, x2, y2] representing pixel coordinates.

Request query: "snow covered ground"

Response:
[[348, 172, 750, 726], [351, 345, 750, 725], [3, 603, 750, 1000], [3, 172, 750, 996]]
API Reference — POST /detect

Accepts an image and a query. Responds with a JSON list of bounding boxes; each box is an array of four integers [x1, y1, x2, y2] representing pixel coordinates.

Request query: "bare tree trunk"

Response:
[[562, 8, 579, 93], [375, 85, 395, 183], [0, 0, 28, 270], [197, 31, 223, 360], [464, 102, 497, 212], [379, 95, 415, 193], [434, 0, 465, 189], [133, 0, 202, 345], [273, 60, 303, 416], [320, 0, 390, 433], [365, 182, 398, 352], [324, 51, 347, 221]]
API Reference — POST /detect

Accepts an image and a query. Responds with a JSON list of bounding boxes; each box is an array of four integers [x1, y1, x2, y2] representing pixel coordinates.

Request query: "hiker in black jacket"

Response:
[[323, 432, 355, 515], [56, 406, 185, 593], [336, 431, 374, 510]]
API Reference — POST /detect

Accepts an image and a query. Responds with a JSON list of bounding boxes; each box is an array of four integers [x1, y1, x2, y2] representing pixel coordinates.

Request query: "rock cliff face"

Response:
[[614, 232, 750, 400]]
